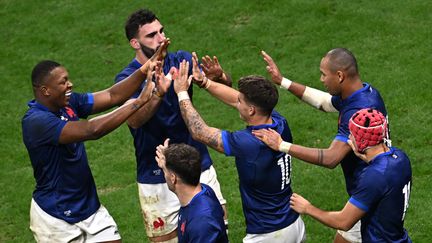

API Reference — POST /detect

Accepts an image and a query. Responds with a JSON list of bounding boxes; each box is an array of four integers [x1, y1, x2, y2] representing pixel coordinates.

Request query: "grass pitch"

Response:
[[1, 0, 431, 242]]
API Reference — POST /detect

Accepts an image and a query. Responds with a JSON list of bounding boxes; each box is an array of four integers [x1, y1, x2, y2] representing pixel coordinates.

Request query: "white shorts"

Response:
[[30, 199, 121, 243], [337, 220, 362, 243], [243, 216, 306, 243], [138, 165, 226, 237]]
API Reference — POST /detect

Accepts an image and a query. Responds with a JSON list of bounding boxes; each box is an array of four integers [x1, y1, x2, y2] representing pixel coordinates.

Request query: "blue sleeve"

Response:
[[27, 112, 67, 146], [349, 170, 385, 212], [335, 108, 358, 143], [331, 96, 341, 111], [221, 130, 256, 158], [69, 93, 94, 118], [187, 215, 224, 243]]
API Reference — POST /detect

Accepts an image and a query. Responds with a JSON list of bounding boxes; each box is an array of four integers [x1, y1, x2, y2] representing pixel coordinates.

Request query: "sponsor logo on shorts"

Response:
[[153, 217, 165, 230]]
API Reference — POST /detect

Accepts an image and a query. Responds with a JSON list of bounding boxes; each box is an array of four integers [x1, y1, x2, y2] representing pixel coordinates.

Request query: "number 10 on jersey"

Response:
[[277, 154, 292, 190]]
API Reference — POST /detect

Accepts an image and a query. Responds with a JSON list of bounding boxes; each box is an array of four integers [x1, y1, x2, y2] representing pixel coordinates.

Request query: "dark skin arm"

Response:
[[59, 69, 155, 144], [91, 38, 170, 114], [127, 62, 176, 129], [290, 193, 365, 231]]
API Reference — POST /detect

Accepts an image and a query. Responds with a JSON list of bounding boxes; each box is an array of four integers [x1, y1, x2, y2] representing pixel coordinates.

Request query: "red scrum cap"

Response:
[[349, 108, 387, 153]]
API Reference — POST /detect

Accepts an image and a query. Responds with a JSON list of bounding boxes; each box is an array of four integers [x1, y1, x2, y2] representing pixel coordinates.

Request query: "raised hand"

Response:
[[155, 138, 170, 169], [173, 60, 191, 94], [201, 55, 223, 81], [154, 61, 174, 97], [151, 38, 171, 63], [191, 52, 205, 87], [137, 69, 156, 104], [290, 193, 311, 214], [252, 128, 283, 151], [261, 50, 283, 85]]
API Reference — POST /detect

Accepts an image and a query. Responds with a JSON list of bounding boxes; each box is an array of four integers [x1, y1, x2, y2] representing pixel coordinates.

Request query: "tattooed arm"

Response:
[[174, 59, 225, 153], [179, 99, 225, 153]]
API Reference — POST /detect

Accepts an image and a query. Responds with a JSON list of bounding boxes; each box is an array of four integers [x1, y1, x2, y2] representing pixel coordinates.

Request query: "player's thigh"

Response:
[[75, 205, 121, 243], [200, 165, 226, 205], [30, 199, 83, 243], [137, 183, 180, 237], [243, 216, 306, 243], [336, 220, 361, 243]]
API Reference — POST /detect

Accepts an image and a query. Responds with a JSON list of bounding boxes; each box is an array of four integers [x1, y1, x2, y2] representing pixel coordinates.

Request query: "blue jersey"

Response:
[[221, 111, 298, 234], [115, 51, 212, 184], [22, 93, 100, 223], [178, 184, 228, 243], [349, 147, 412, 242], [331, 83, 388, 195]]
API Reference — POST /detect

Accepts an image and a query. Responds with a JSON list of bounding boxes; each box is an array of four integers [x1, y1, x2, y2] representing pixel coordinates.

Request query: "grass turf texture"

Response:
[[1, 0, 431, 242]]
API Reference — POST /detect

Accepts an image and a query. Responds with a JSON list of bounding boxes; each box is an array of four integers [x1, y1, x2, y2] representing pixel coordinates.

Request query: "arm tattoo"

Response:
[[131, 103, 141, 110], [318, 149, 324, 166], [179, 100, 224, 152]]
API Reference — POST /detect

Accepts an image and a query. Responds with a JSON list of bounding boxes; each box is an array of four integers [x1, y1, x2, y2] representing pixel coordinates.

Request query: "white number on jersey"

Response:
[[277, 154, 292, 190], [402, 181, 411, 221]]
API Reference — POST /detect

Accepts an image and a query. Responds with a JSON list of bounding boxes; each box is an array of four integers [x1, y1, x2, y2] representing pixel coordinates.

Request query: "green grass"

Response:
[[1, 0, 431, 242]]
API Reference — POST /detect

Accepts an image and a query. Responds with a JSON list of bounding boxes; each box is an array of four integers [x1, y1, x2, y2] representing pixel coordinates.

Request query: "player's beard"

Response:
[[139, 42, 157, 59]]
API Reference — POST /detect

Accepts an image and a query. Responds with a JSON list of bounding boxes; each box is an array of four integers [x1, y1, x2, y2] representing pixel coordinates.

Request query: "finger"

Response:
[[187, 75, 193, 86], [201, 56, 210, 67], [200, 64, 209, 73], [213, 56, 220, 66], [164, 138, 170, 147]]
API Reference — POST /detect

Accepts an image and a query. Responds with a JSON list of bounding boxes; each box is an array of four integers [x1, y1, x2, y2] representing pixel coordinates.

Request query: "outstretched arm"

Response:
[[174, 60, 225, 153], [261, 50, 337, 112], [253, 128, 351, 168], [290, 193, 364, 231], [127, 62, 176, 129], [91, 39, 170, 114], [191, 52, 238, 108], [59, 74, 155, 144]]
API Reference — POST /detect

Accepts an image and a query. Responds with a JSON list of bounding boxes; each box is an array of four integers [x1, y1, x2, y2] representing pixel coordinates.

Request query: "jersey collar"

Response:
[[247, 117, 279, 131], [344, 83, 371, 101]]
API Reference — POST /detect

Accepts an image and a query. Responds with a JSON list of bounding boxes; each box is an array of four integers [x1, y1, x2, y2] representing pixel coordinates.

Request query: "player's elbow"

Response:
[[338, 220, 357, 231], [323, 160, 340, 169], [86, 125, 107, 140], [127, 119, 141, 130]]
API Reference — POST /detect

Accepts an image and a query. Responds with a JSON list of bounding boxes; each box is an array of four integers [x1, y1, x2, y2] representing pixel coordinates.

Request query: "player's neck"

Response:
[[135, 51, 150, 65], [35, 96, 62, 112], [341, 78, 363, 100], [248, 114, 272, 126], [176, 184, 203, 207], [364, 143, 390, 163]]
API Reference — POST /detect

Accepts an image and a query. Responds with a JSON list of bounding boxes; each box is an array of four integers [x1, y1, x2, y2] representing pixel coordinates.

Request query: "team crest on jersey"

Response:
[[65, 106, 77, 119], [181, 221, 186, 235]]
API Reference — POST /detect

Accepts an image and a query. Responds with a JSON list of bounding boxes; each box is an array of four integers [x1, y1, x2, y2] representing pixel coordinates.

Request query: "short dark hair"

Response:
[[325, 48, 359, 78], [164, 143, 201, 186], [31, 60, 61, 87], [125, 9, 158, 41], [238, 75, 278, 116]]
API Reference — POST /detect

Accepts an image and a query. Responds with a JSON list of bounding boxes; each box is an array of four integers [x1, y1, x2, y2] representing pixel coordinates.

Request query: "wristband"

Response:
[[280, 77, 293, 90], [279, 141, 292, 153], [177, 91, 190, 102], [204, 78, 212, 90]]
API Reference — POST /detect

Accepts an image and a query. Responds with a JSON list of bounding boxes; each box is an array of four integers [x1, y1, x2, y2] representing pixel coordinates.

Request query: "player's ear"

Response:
[[249, 105, 256, 116], [130, 38, 141, 50], [337, 70, 345, 83], [40, 86, 50, 96]]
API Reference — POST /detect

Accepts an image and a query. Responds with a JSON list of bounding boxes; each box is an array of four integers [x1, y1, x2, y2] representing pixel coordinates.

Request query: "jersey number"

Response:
[[402, 181, 411, 221], [277, 154, 292, 190]]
